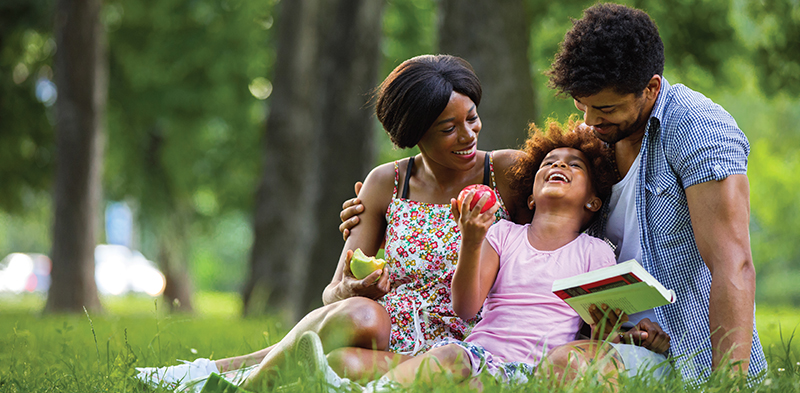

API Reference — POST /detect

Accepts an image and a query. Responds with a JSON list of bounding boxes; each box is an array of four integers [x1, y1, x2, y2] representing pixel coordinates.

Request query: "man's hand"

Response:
[[339, 182, 364, 240], [621, 318, 671, 354]]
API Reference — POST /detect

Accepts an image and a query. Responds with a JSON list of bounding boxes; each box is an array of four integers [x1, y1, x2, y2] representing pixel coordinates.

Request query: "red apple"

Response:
[[457, 184, 497, 214]]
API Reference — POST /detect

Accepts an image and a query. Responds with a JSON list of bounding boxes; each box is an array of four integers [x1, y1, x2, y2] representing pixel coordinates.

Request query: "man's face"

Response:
[[573, 89, 651, 144], [572, 77, 661, 144]]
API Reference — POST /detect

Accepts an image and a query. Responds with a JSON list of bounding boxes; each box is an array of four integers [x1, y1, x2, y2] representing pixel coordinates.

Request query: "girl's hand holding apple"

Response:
[[451, 185, 498, 246]]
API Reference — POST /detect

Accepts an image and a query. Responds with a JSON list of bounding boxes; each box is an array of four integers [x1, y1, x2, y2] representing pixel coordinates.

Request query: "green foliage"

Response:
[[0, 0, 55, 213], [736, 0, 800, 96], [0, 191, 51, 255], [190, 212, 252, 292], [104, 0, 271, 216], [101, 0, 274, 279], [380, 0, 437, 77]]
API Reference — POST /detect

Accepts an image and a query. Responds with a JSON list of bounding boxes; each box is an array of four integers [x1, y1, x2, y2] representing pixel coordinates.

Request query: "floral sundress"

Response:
[[378, 152, 511, 356]]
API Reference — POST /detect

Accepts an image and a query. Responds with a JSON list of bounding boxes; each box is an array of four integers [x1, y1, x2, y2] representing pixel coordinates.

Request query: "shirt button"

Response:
[[656, 187, 662, 193]]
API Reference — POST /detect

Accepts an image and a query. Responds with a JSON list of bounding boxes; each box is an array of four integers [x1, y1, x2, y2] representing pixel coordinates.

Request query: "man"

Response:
[[545, 2, 766, 383]]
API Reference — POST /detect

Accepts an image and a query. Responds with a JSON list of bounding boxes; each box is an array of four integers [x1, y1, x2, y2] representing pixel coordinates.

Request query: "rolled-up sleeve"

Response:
[[666, 104, 750, 189]]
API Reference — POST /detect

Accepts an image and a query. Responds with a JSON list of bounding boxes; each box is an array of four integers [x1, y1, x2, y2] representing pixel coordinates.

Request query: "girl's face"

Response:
[[417, 91, 482, 171], [532, 147, 597, 208]]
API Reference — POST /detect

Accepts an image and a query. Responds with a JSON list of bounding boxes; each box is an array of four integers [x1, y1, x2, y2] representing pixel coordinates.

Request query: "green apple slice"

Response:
[[350, 248, 387, 280]]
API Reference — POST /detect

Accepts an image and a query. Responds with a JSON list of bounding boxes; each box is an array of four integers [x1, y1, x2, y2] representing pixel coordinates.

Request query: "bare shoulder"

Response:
[[363, 161, 398, 191], [359, 161, 400, 212], [490, 149, 525, 172], [488, 149, 524, 186], [489, 149, 530, 224]]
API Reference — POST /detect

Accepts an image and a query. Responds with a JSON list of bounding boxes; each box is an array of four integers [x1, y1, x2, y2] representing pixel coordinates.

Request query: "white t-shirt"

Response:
[[605, 150, 655, 325]]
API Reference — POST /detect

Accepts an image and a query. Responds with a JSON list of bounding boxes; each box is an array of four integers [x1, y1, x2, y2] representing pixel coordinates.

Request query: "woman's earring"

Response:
[[586, 203, 592, 208]]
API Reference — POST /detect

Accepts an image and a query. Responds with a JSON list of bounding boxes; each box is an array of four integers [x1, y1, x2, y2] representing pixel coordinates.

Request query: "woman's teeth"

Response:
[[453, 147, 474, 155]]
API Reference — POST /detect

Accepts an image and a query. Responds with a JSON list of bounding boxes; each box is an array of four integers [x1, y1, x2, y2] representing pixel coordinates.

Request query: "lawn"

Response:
[[0, 293, 798, 392]]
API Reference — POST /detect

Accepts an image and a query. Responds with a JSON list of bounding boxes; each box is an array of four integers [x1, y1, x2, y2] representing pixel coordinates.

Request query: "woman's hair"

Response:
[[547, 3, 664, 98], [508, 117, 616, 228], [375, 55, 482, 148]]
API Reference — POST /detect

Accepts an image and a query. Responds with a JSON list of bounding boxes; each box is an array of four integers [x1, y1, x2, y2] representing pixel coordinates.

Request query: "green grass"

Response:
[[0, 293, 798, 392]]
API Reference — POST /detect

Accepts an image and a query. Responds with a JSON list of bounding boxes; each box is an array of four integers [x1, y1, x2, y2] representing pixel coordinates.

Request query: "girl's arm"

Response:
[[322, 163, 394, 305], [450, 192, 500, 320]]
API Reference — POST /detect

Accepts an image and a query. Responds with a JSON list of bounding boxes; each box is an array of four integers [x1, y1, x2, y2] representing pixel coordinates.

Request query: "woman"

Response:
[[323, 53, 531, 362], [137, 54, 529, 391]]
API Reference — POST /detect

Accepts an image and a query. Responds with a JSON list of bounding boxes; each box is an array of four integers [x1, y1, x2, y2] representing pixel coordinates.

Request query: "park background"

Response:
[[1, 0, 799, 391]]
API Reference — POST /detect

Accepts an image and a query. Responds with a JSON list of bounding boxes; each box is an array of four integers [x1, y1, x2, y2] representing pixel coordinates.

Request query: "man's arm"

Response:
[[685, 174, 754, 373]]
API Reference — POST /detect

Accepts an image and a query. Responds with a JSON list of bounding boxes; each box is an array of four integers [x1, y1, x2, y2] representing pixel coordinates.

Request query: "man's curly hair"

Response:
[[547, 3, 664, 98], [508, 118, 616, 228]]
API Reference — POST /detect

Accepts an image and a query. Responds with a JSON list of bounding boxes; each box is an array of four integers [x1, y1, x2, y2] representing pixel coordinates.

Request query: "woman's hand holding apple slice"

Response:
[[340, 249, 391, 300]]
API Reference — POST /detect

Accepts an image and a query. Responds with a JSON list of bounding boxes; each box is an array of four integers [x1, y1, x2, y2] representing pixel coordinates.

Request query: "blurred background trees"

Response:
[[44, 0, 106, 313], [1, 0, 799, 317]]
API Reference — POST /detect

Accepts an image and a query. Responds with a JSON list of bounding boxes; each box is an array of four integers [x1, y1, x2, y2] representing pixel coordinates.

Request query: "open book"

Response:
[[551, 259, 676, 324]]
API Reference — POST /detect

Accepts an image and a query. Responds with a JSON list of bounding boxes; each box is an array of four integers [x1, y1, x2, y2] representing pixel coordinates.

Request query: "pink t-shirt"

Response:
[[465, 220, 616, 364]]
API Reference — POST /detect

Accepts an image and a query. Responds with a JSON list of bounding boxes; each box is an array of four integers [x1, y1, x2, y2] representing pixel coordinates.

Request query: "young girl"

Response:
[[359, 118, 623, 389]]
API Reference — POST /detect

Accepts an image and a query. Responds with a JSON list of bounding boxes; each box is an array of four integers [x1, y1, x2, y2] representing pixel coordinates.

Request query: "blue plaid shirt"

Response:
[[591, 78, 767, 382]]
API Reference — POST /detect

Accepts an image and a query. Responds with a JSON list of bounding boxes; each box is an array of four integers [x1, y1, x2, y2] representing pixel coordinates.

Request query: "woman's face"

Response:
[[417, 91, 482, 171]]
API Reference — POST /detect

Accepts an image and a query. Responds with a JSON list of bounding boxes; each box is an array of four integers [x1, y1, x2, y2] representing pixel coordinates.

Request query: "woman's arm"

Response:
[[322, 163, 395, 305], [450, 191, 500, 320]]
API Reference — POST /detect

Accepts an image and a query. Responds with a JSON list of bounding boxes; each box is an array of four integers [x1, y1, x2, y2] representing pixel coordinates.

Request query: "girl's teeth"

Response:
[[454, 148, 473, 155]]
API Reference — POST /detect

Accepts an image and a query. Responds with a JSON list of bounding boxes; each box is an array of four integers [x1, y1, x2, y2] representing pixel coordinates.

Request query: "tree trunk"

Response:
[[45, 0, 105, 313], [244, 0, 322, 322], [245, 0, 384, 321], [143, 127, 195, 313], [439, 0, 536, 151], [159, 217, 194, 313], [303, 0, 385, 312]]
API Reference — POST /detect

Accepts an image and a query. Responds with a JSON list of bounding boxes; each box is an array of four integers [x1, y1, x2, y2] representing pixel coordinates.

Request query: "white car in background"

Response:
[[0, 245, 165, 297]]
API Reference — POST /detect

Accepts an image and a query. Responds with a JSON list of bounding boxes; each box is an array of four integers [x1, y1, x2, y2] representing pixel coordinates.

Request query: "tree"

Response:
[[244, 0, 385, 321], [439, 0, 537, 151], [44, 0, 105, 313], [104, 0, 271, 311]]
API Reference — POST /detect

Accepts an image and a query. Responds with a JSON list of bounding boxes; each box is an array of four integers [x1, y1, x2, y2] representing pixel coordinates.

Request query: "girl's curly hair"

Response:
[[508, 117, 616, 227]]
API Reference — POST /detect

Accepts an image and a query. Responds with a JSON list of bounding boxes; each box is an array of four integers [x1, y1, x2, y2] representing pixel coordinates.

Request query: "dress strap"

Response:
[[401, 157, 414, 199], [483, 152, 491, 186], [393, 161, 400, 199], [488, 151, 499, 189]]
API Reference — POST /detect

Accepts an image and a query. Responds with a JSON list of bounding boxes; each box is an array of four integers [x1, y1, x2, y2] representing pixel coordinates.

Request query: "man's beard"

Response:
[[594, 101, 650, 144]]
